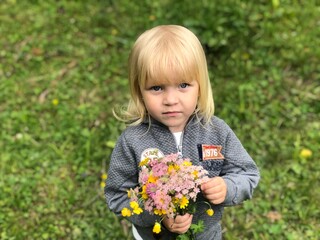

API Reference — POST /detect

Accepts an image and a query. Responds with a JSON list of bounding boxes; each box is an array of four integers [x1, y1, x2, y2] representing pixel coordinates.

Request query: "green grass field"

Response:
[[1, 1, 319, 239]]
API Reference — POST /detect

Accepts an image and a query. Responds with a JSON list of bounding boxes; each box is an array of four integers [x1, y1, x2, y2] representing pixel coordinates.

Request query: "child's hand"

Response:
[[162, 213, 193, 234], [201, 177, 227, 204]]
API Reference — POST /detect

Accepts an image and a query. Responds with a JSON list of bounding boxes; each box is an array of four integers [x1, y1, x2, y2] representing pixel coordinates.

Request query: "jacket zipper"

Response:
[[177, 131, 184, 158]]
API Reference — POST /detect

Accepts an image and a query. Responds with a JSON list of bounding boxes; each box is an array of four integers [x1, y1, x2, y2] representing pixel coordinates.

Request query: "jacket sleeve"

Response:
[[220, 124, 260, 206], [104, 132, 160, 227]]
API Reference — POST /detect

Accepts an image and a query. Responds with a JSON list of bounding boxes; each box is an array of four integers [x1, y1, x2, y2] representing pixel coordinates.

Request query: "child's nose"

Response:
[[163, 89, 178, 105]]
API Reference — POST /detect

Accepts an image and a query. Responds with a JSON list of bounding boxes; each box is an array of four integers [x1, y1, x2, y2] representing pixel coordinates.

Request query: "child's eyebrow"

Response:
[[148, 76, 192, 85]]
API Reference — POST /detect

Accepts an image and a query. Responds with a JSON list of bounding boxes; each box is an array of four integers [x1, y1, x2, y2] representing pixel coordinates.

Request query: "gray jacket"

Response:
[[105, 116, 260, 239]]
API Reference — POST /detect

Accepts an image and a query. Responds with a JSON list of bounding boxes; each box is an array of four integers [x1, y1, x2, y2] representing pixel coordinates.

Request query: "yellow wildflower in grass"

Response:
[[101, 173, 108, 180], [111, 28, 118, 36], [133, 207, 143, 215], [52, 99, 59, 106], [100, 181, 106, 188], [121, 208, 132, 217], [206, 209, 214, 216], [180, 196, 189, 209], [149, 15, 156, 21], [299, 148, 312, 159], [153, 222, 161, 234], [272, 0, 280, 8], [139, 158, 149, 167], [241, 52, 250, 60]]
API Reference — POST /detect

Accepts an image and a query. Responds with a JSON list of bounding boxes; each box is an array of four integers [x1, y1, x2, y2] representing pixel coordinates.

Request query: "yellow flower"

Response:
[[168, 165, 175, 173], [183, 161, 192, 166], [241, 52, 250, 60], [130, 201, 139, 209], [141, 185, 148, 200], [173, 164, 180, 171], [149, 15, 156, 21], [206, 209, 214, 216], [153, 222, 161, 234], [133, 207, 143, 215], [100, 181, 106, 188], [299, 148, 312, 159], [148, 175, 158, 183], [52, 98, 59, 106], [180, 196, 189, 209], [172, 197, 179, 204], [139, 158, 149, 167], [272, 0, 280, 8], [154, 209, 161, 215], [101, 173, 108, 180], [154, 209, 166, 216], [192, 170, 198, 179], [121, 208, 132, 217], [111, 28, 118, 36], [127, 190, 132, 198]]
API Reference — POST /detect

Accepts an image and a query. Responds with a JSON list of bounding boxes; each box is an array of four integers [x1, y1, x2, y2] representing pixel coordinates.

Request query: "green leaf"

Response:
[[190, 220, 205, 234]]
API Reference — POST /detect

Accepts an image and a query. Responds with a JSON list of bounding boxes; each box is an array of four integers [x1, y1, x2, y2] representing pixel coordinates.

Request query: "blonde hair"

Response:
[[115, 25, 214, 125]]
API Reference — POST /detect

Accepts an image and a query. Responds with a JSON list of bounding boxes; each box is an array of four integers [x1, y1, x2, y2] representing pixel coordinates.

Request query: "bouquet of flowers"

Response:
[[121, 153, 214, 239]]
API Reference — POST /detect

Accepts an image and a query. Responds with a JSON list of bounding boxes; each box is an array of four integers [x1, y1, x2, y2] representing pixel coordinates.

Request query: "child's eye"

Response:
[[150, 86, 162, 91], [179, 83, 190, 89]]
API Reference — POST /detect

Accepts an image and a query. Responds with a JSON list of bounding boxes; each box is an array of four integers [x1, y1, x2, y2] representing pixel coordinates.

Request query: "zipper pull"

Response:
[[177, 132, 183, 158], [177, 144, 183, 159]]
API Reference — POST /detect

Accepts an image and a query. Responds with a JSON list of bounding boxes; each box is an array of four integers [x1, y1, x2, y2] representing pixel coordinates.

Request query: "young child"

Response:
[[105, 25, 260, 240]]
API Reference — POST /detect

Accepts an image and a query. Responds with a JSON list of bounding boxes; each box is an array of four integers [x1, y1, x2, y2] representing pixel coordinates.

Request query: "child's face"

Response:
[[141, 78, 199, 132]]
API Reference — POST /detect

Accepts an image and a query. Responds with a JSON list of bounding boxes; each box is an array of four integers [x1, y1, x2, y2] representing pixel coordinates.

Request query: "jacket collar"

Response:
[[142, 114, 202, 131]]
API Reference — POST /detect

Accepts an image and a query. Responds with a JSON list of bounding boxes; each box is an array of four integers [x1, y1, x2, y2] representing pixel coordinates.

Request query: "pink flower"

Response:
[[153, 190, 171, 211], [152, 162, 168, 177], [146, 183, 157, 197], [125, 153, 209, 219], [139, 168, 150, 183]]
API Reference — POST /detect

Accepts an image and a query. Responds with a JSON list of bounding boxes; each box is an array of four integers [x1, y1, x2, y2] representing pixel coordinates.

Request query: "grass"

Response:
[[0, 0, 319, 239]]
